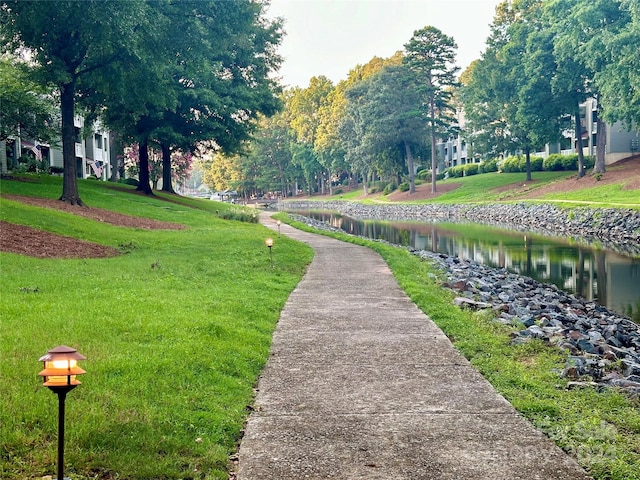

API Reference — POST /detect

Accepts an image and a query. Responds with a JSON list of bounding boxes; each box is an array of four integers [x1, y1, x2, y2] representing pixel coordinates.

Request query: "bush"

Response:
[[500, 155, 543, 173], [543, 154, 565, 171], [543, 154, 594, 172], [49, 166, 64, 175], [383, 183, 397, 195], [398, 182, 410, 192], [479, 159, 498, 174], [333, 188, 343, 195], [448, 165, 465, 178], [463, 163, 479, 176], [120, 177, 139, 186], [417, 169, 431, 180], [583, 155, 595, 169]]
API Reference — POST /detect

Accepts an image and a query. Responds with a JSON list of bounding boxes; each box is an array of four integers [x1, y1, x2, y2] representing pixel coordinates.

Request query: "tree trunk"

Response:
[[58, 81, 84, 206], [362, 171, 368, 196], [160, 143, 175, 193], [525, 146, 532, 182], [136, 137, 154, 195], [404, 140, 416, 194], [574, 105, 585, 178], [430, 100, 437, 194], [593, 117, 606, 174]]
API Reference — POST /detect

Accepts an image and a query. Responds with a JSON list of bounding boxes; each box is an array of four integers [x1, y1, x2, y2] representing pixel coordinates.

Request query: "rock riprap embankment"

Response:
[[282, 201, 640, 256], [290, 213, 640, 398]]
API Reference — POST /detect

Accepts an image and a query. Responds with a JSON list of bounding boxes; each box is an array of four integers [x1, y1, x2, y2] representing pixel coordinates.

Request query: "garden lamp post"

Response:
[[265, 237, 274, 269], [38, 345, 86, 480], [276, 220, 281, 237]]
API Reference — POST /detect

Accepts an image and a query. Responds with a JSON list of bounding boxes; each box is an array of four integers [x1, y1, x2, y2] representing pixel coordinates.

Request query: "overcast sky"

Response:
[[266, 0, 502, 88]]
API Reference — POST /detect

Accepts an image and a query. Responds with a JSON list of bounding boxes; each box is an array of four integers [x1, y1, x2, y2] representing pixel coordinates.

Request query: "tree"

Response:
[[548, 0, 632, 174], [0, 58, 56, 144], [287, 77, 334, 194], [0, 0, 148, 205], [100, 0, 283, 196], [354, 64, 429, 194], [404, 26, 459, 193]]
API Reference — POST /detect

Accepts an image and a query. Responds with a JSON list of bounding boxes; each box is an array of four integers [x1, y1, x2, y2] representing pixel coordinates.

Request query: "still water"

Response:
[[295, 211, 640, 322]]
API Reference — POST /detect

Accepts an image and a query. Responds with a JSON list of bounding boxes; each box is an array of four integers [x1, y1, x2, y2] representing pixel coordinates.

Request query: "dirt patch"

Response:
[[3, 195, 185, 230], [385, 182, 462, 202], [0, 221, 119, 259], [1, 194, 185, 259], [513, 156, 640, 200]]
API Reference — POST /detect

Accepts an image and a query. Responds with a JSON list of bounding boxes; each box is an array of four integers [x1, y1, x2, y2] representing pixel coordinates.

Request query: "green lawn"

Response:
[[311, 170, 640, 207], [0, 176, 313, 479]]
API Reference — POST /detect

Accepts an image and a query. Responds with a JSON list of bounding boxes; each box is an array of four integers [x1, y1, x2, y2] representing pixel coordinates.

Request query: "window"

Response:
[[94, 134, 102, 149]]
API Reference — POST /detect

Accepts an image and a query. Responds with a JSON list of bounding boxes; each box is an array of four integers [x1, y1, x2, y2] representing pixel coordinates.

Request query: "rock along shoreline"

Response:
[[281, 200, 640, 257], [283, 204, 640, 398]]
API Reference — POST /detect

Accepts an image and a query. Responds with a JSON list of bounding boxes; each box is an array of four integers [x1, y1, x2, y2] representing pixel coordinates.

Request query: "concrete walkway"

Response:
[[236, 214, 591, 479]]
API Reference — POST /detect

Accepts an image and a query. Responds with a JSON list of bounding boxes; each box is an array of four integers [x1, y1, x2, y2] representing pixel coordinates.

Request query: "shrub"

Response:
[[398, 182, 410, 192], [448, 165, 465, 178], [49, 166, 64, 175], [500, 156, 525, 173], [583, 155, 595, 169], [120, 177, 139, 186], [333, 188, 343, 195], [436, 172, 446, 181], [531, 156, 544, 171], [543, 154, 564, 171], [501, 155, 543, 172], [479, 159, 498, 174], [383, 183, 397, 195], [417, 169, 431, 180], [463, 163, 479, 176]]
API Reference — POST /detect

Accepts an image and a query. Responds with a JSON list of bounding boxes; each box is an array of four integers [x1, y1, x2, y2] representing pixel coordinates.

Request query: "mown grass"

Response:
[[277, 213, 640, 480], [417, 171, 573, 204], [541, 183, 640, 207], [306, 170, 640, 207], [0, 176, 313, 479]]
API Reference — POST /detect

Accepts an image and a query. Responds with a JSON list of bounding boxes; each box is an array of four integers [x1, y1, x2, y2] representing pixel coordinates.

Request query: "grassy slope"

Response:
[[324, 169, 640, 207], [0, 176, 313, 480], [277, 214, 640, 480]]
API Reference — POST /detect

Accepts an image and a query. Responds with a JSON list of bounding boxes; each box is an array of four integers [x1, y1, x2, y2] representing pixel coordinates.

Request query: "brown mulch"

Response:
[[385, 182, 462, 202], [0, 220, 120, 259], [513, 156, 640, 199], [1, 194, 185, 259]]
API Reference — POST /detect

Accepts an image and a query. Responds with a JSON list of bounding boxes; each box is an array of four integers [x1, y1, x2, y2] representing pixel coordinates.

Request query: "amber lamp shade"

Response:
[[265, 238, 274, 248], [38, 345, 86, 388]]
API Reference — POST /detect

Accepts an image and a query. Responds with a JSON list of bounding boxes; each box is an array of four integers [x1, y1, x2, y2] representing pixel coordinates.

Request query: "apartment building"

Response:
[[1, 116, 112, 180]]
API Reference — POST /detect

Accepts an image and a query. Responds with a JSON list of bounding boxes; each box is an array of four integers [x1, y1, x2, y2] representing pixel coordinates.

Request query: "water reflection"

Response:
[[296, 211, 640, 321]]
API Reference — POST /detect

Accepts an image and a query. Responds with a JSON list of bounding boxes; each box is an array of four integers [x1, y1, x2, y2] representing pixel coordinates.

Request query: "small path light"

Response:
[[265, 237, 274, 269], [38, 345, 86, 480], [276, 220, 281, 237]]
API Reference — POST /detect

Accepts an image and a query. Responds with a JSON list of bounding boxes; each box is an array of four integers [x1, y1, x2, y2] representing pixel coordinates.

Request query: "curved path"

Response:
[[236, 213, 591, 479]]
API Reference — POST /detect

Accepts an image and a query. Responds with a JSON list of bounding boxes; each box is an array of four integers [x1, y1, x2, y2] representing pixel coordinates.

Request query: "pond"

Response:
[[292, 210, 640, 322]]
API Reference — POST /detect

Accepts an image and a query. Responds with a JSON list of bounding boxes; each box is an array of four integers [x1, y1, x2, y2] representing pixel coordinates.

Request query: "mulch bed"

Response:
[[1, 194, 185, 259]]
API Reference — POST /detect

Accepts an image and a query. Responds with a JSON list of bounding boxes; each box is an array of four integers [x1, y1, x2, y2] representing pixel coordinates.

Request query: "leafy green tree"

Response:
[[596, 0, 639, 129], [356, 64, 429, 194], [100, 0, 283, 196], [404, 26, 459, 193], [0, 0, 148, 205], [287, 77, 333, 194], [547, 0, 632, 174], [0, 58, 56, 144]]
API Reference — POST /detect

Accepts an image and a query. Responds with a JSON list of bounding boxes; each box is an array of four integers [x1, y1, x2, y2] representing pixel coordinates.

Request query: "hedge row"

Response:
[[446, 154, 593, 177]]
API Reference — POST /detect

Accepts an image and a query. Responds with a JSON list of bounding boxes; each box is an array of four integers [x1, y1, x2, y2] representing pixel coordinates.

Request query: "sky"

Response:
[[266, 0, 502, 88]]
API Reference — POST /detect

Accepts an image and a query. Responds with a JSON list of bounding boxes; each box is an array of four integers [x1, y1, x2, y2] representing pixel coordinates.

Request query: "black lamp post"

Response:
[[38, 345, 86, 480], [265, 237, 274, 269]]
